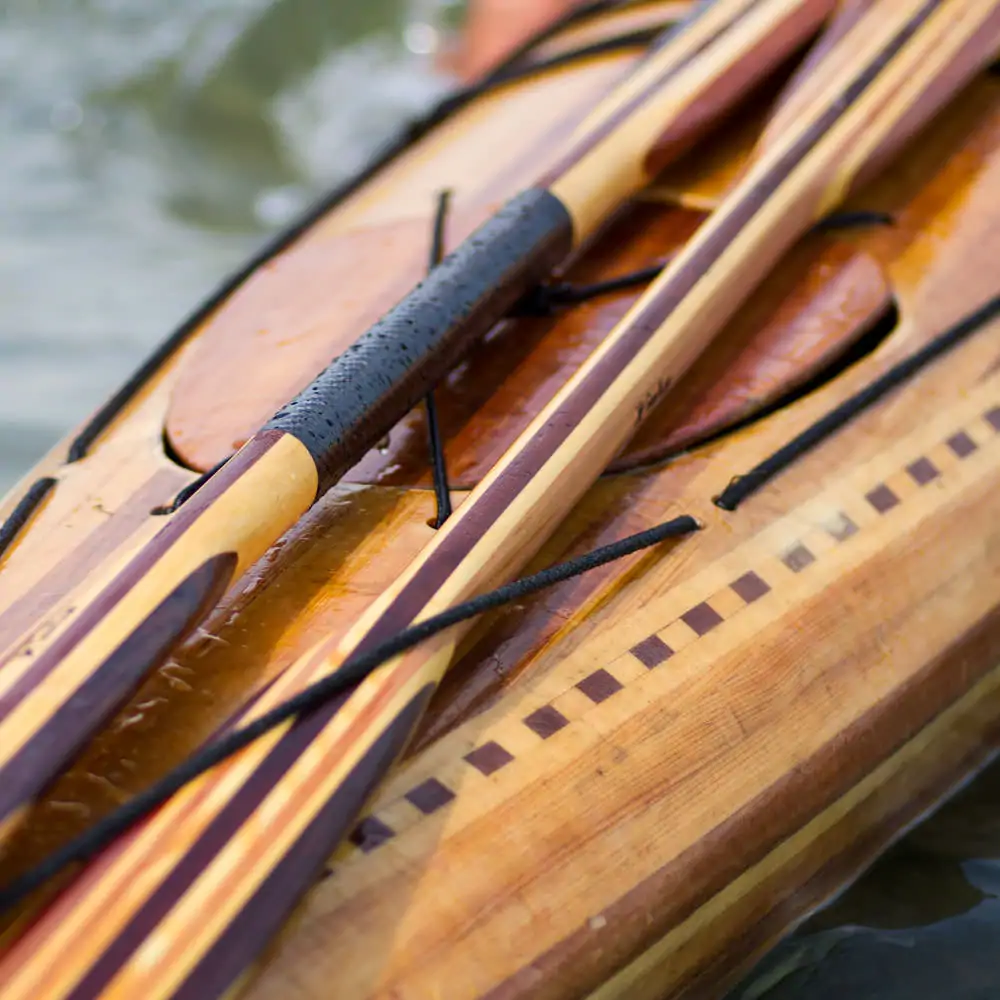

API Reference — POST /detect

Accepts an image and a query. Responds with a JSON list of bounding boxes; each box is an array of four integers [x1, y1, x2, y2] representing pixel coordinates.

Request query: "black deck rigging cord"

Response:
[[715, 293, 1000, 510], [425, 190, 455, 528], [1, 0, 998, 924], [0, 513, 700, 912], [5, 286, 1000, 911]]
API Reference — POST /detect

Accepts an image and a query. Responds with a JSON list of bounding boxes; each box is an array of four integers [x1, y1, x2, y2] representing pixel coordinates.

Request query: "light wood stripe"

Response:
[[329, 382, 1000, 882], [547, 0, 834, 236], [0, 431, 317, 846], [3, 287, 997, 1000], [4, 5, 999, 996]]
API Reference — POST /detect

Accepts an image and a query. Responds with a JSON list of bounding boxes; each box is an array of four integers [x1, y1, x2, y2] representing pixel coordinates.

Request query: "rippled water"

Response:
[[3, 2, 1000, 996], [0, 0, 453, 488]]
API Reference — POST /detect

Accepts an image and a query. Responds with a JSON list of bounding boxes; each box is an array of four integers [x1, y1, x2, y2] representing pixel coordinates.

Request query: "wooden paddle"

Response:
[[3, 2, 997, 997], [0, 0, 832, 848]]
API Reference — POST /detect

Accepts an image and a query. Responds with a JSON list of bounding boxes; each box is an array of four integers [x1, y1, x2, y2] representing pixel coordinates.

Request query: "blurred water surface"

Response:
[[3, 2, 1000, 997], [0, 0, 452, 487]]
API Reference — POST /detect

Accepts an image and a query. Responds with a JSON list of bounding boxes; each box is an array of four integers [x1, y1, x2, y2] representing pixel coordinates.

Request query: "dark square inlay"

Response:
[[681, 602, 723, 636], [577, 668, 623, 704], [827, 513, 858, 542], [947, 431, 978, 458], [523, 705, 569, 739], [782, 544, 815, 573], [405, 777, 455, 815], [464, 741, 514, 776], [349, 816, 395, 853], [866, 484, 899, 514], [730, 571, 770, 604], [906, 456, 940, 486], [630, 634, 673, 669], [986, 407, 1000, 432]]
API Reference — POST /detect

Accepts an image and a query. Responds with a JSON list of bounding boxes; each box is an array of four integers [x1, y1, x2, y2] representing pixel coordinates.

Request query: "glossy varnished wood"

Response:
[[167, 0, 831, 474], [343, 209, 889, 488], [2, 6, 999, 998], [0, 6, 999, 1000], [236, 74, 1000, 999], [2, 0, 815, 850]]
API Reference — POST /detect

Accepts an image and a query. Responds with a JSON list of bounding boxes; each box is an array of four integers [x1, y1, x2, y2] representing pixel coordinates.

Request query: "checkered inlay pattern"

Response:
[[344, 405, 998, 858]]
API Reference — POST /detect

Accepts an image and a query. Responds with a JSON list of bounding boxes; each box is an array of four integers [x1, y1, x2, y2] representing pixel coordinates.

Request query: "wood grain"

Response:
[[3, 5, 997, 998], [0, 6, 999, 1000], [0, 430, 317, 844], [168, 0, 832, 474], [0, 0, 837, 855]]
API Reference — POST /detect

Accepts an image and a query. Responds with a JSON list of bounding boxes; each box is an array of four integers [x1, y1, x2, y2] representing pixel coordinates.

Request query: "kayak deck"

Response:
[[0, 5, 998, 998]]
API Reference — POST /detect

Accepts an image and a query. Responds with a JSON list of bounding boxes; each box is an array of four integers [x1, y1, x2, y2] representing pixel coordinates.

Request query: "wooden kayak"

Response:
[[1, 2, 999, 998]]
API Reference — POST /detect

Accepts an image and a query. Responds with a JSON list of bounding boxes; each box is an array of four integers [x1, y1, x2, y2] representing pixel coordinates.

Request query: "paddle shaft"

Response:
[[0, 0, 832, 849], [4, 2, 997, 997], [268, 0, 832, 494]]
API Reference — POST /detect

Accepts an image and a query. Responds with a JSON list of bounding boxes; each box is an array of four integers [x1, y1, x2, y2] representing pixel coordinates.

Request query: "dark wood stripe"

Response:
[[350, 0, 942, 661], [947, 430, 978, 458], [524, 706, 569, 739], [631, 635, 674, 668], [0, 468, 186, 651], [465, 741, 515, 776], [577, 668, 624, 704], [64, 688, 348, 1000], [0, 553, 238, 835], [865, 483, 899, 514], [841, 4, 1000, 202], [907, 456, 940, 486], [731, 571, 771, 604], [67, 646, 431, 995], [782, 544, 815, 573], [0, 430, 283, 726], [682, 602, 723, 636], [166, 686, 434, 1000], [405, 777, 456, 815], [537, 0, 767, 188], [643, 0, 831, 175]]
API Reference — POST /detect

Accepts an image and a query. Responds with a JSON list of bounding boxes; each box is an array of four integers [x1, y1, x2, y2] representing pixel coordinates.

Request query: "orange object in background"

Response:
[[441, 0, 579, 80]]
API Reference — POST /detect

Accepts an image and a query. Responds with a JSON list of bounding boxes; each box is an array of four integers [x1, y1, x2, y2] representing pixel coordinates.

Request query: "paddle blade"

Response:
[[0, 553, 237, 844], [644, 0, 836, 176]]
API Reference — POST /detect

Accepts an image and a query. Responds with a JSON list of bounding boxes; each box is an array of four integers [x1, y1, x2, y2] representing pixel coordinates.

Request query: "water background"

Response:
[[0, 0, 454, 487], [2, 2, 1000, 996]]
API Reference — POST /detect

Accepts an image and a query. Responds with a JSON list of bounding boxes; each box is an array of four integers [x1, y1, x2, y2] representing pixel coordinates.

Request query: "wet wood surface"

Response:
[[0, 3, 997, 998], [0, 0, 845, 872]]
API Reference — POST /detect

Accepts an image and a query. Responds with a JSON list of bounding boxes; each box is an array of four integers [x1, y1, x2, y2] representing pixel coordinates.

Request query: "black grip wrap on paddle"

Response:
[[265, 187, 574, 494]]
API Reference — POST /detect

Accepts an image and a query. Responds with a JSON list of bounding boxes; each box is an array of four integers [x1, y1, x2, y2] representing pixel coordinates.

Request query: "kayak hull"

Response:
[[0, 5, 999, 998]]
